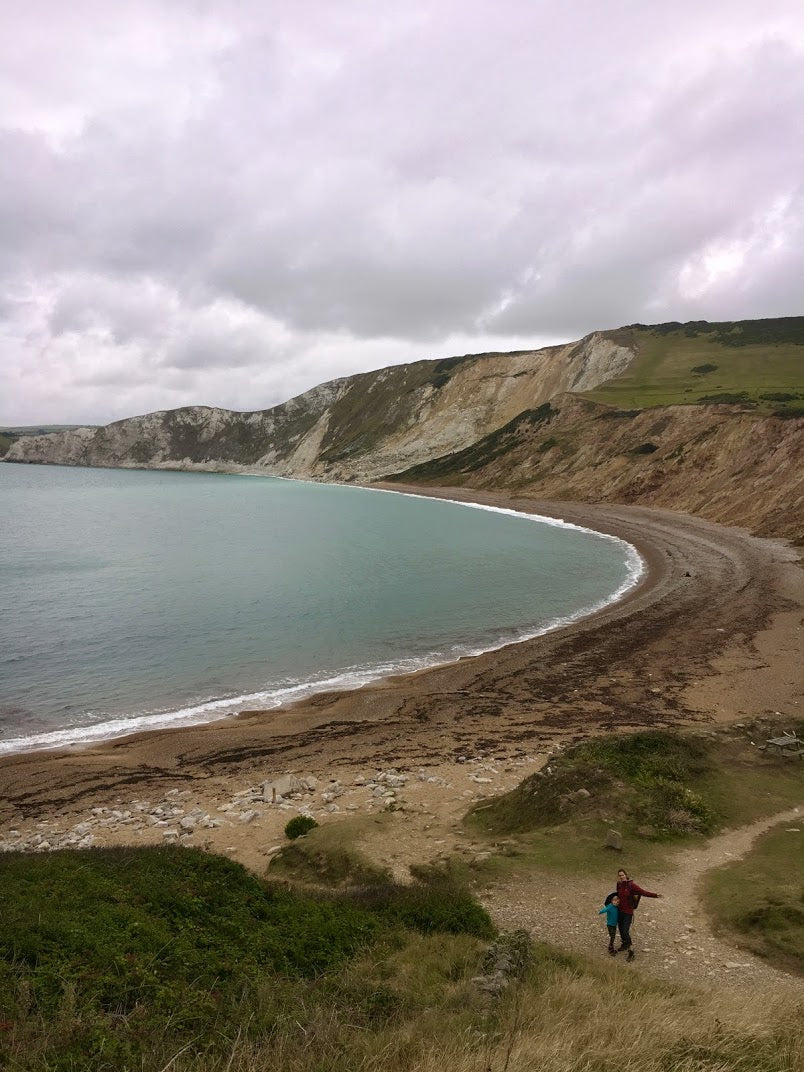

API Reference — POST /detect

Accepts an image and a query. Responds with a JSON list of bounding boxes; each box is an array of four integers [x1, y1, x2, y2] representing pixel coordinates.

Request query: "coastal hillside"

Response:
[[4, 317, 803, 540], [2, 330, 633, 478]]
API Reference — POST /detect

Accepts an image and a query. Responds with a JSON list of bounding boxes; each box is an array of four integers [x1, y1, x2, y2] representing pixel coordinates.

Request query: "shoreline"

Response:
[[0, 482, 645, 758], [0, 487, 801, 871]]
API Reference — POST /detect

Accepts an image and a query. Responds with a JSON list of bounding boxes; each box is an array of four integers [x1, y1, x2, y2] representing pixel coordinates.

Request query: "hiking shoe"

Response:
[[626, 949, 635, 962], [608, 947, 617, 956]]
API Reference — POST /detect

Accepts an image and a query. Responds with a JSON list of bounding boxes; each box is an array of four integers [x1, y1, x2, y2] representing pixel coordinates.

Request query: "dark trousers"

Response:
[[606, 924, 617, 947], [617, 910, 633, 949]]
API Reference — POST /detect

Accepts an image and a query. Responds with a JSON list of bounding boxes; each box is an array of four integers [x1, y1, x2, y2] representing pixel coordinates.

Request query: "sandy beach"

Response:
[[0, 487, 801, 872]]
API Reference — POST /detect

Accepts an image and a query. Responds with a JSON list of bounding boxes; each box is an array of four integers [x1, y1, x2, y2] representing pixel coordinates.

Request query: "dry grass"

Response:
[[158, 947, 802, 1072]]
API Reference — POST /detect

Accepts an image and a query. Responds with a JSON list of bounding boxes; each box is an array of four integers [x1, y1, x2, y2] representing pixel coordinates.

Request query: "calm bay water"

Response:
[[0, 465, 642, 754]]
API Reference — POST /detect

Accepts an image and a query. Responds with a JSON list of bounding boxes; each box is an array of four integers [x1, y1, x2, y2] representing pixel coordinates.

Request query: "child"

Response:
[[598, 894, 619, 955]]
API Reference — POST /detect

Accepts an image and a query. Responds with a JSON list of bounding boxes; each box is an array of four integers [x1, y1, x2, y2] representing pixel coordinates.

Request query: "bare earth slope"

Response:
[[389, 394, 804, 541]]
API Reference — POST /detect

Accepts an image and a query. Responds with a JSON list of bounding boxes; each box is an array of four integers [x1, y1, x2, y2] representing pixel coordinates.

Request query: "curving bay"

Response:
[[0, 465, 639, 753]]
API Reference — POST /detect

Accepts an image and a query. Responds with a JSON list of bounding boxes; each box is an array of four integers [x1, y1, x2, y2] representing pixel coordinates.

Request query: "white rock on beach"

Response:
[[260, 775, 302, 801]]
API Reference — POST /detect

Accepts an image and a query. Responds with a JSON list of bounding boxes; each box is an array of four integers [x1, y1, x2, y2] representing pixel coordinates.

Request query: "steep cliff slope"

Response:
[[387, 393, 804, 542]]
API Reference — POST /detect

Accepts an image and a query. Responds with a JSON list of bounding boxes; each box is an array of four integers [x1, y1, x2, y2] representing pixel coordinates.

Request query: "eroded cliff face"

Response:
[[389, 394, 804, 542], [4, 331, 632, 479]]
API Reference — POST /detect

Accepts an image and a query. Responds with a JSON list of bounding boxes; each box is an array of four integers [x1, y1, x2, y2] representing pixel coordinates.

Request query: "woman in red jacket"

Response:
[[615, 868, 661, 960]]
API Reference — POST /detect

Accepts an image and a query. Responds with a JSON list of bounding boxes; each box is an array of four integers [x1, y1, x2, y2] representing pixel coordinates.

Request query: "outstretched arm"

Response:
[[631, 883, 661, 898]]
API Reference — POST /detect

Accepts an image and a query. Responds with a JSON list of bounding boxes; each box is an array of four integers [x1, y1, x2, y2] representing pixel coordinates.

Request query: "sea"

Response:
[[0, 464, 643, 755]]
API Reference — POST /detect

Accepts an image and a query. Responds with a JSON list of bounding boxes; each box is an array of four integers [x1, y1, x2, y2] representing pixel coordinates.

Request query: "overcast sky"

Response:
[[1, 1, 803, 425]]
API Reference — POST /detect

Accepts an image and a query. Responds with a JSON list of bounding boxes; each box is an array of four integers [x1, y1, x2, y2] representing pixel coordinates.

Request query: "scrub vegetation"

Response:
[[1, 843, 801, 1072], [466, 731, 718, 841], [465, 728, 803, 849], [0, 846, 493, 1071], [284, 815, 318, 840]]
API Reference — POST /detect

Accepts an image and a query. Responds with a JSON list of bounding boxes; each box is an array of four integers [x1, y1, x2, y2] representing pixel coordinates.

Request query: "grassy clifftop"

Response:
[[0, 847, 493, 1071], [583, 318, 804, 413]]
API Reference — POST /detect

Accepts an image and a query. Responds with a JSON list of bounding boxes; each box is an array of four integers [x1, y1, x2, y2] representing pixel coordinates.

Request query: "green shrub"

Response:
[[632, 775, 715, 835], [691, 363, 718, 374], [697, 391, 754, 405], [0, 845, 496, 1071], [582, 731, 713, 781], [285, 815, 319, 839]]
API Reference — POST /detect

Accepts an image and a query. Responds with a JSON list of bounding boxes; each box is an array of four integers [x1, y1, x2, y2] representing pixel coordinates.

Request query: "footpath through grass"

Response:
[[464, 728, 804, 884], [704, 821, 804, 976], [1, 840, 800, 1072], [2, 728, 801, 1070]]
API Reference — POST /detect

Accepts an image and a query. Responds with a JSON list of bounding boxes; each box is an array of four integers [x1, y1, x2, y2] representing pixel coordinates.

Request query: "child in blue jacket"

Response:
[[598, 894, 619, 955]]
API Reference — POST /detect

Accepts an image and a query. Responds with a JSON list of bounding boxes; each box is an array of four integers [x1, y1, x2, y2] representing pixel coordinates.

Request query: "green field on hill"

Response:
[[584, 318, 804, 413]]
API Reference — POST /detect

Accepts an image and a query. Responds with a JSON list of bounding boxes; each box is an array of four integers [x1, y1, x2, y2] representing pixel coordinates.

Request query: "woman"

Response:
[[615, 868, 661, 961]]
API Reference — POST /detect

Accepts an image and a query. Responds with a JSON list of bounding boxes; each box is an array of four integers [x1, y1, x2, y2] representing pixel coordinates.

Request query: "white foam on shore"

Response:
[[0, 488, 644, 757]]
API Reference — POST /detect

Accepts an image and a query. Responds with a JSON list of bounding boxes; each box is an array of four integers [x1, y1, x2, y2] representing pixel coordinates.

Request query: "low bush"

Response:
[[697, 391, 754, 405], [285, 814, 318, 839], [270, 838, 392, 887], [350, 878, 495, 939]]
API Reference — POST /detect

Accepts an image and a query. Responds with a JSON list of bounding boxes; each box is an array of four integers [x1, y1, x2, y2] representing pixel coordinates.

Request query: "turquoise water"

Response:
[[0, 465, 641, 754]]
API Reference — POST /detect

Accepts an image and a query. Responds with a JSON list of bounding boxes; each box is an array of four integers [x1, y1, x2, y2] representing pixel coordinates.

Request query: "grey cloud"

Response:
[[1, 1, 803, 425]]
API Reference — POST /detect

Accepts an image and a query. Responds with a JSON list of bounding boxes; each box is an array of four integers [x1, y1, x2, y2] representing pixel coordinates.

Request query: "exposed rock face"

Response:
[[5, 325, 803, 541], [390, 393, 804, 542]]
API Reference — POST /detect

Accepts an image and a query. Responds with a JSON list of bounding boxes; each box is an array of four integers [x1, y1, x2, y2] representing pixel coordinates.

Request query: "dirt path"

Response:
[[482, 807, 803, 993]]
